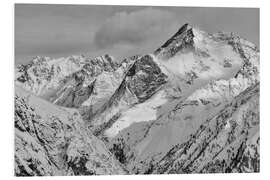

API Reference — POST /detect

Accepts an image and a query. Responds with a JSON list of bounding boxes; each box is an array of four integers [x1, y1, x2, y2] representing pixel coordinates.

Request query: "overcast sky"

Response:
[[15, 4, 259, 64]]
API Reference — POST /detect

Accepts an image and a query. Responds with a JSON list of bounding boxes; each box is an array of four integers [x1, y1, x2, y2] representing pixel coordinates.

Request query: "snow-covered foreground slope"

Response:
[[15, 86, 126, 176], [14, 23, 259, 175], [151, 83, 259, 174]]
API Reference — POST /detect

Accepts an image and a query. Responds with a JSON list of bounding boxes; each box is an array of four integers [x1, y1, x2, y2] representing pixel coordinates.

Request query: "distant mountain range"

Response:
[[14, 23, 260, 176]]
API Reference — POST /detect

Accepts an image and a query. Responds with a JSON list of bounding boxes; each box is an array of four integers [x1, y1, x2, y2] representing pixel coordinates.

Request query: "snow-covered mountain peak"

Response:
[[151, 23, 259, 94], [154, 23, 258, 63], [31, 56, 52, 64]]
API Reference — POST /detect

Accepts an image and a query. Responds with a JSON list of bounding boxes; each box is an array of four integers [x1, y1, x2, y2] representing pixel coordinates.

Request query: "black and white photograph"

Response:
[[13, 2, 261, 177]]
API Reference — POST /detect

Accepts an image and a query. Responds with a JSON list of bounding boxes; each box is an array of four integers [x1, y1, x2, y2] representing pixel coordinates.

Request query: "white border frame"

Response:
[[1, 0, 269, 179]]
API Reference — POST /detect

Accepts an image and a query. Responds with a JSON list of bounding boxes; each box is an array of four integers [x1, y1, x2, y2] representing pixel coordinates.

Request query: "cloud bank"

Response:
[[94, 8, 179, 49]]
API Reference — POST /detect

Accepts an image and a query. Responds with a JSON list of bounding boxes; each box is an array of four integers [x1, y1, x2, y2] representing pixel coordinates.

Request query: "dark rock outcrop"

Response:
[[154, 24, 195, 59]]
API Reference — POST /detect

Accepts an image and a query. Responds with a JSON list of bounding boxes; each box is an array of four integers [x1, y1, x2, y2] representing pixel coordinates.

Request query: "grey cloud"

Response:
[[15, 5, 259, 65], [94, 8, 179, 49]]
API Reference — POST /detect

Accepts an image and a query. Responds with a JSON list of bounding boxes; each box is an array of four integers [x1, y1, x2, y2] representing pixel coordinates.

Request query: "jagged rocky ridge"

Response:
[[16, 54, 139, 120], [15, 23, 259, 175]]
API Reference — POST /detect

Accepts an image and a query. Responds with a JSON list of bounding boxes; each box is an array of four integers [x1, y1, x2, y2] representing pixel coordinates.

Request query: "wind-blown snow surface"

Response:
[[15, 23, 259, 175], [104, 90, 168, 137]]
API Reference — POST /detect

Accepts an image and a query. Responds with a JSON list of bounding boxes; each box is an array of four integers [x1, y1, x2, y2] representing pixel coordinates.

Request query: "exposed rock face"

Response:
[[14, 23, 260, 175], [126, 55, 168, 102], [15, 87, 126, 176], [154, 24, 195, 59]]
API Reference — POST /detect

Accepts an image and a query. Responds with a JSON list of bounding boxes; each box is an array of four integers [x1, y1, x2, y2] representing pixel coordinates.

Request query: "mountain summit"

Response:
[[155, 23, 195, 59]]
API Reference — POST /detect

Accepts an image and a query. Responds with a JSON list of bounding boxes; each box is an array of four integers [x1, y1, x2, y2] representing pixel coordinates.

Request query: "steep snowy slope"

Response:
[[15, 86, 126, 176], [151, 83, 259, 174]]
